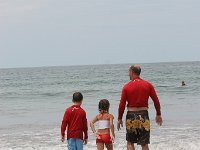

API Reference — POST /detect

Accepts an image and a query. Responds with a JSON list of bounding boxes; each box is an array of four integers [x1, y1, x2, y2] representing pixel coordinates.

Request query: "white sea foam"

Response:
[[0, 141, 199, 150], [1, 122, 200, 150]]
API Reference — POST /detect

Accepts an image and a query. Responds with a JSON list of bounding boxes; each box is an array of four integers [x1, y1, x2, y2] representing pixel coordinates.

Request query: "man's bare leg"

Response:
[[127, 142, 135, 150], [141, 144, 149, 150]]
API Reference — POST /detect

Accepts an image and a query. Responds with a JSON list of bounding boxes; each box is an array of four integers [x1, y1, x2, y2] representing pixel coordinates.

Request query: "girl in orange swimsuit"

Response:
[[90, 99, 115, 150]]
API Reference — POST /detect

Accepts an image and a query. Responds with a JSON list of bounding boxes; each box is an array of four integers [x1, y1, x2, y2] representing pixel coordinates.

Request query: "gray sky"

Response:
[[0, 0, 200, 68]]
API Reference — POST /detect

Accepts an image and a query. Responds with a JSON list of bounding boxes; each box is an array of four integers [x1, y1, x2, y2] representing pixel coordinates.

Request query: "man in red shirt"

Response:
[[61, 92, 88, 150], [117, 65, 163, 150]]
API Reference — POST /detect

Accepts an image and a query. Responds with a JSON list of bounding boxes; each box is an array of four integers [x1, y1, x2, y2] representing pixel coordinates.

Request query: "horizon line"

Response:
[[0, 60, 199, 70]]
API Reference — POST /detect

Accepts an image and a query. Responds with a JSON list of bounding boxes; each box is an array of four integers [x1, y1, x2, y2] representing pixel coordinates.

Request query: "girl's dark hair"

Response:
[[98, 99, 110, 113]]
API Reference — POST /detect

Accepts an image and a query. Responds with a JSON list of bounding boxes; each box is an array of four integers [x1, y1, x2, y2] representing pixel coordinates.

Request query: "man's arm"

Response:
[[109, 115, 115, 142], [118, 87, 127, 120], [149, 83, 163, 126], [117, 86, 127, 130], [149, 83, 161, 115]]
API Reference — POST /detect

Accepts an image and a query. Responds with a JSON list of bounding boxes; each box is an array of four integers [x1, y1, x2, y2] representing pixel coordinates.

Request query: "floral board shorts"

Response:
[[126, 110, 150, 145]]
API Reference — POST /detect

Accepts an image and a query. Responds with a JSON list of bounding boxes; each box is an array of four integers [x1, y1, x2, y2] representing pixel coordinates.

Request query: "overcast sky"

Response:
[[0, 0, 200, 68]]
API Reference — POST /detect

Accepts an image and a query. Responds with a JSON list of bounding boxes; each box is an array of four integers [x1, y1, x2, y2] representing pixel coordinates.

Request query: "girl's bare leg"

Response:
[[105, 144, 113, 150], [97, 143, 104, 150]]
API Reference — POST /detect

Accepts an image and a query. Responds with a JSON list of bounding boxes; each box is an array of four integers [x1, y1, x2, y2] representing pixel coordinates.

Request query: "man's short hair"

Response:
[[73, 92, 83, 102], [129, 65, 141, 76]]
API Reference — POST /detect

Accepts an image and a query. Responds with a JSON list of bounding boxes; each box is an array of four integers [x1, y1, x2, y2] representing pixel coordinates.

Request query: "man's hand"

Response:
[[61, 136, 65, 142], [83, 139, 88, 145], [155, 115, 163, 126], [117, 119, 123, 131]]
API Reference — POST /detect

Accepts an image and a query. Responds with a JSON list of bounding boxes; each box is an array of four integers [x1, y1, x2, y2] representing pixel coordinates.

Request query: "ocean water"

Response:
[[0, 62, 200, 150]]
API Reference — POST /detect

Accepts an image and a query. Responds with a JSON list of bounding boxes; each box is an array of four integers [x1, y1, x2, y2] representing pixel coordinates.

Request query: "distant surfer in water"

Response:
[[117, 64, 163, 150], [182, 81, 186, 86]]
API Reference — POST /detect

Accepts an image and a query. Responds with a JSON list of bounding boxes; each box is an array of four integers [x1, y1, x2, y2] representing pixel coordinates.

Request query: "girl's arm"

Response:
[[109, 114, 115, 142], [90, 115, 99, 137]]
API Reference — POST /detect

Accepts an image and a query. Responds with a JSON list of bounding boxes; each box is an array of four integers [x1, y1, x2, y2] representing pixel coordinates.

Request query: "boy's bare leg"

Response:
[[127, 142, 135, 150], [97, 143, 104, 150], [141, 144, 149, 150], [105, 144, 113, 150]]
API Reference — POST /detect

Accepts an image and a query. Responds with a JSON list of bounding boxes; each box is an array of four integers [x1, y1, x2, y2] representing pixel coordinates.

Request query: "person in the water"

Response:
[[182, 81, 186, 86]]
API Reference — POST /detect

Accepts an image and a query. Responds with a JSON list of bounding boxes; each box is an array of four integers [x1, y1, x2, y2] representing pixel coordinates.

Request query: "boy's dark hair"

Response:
[[73, 92, 83, 102], [99, 99, 110, 113]]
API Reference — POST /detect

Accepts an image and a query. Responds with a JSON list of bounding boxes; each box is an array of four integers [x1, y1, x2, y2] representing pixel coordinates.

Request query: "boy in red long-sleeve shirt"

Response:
[[61, 92, 88, 150]]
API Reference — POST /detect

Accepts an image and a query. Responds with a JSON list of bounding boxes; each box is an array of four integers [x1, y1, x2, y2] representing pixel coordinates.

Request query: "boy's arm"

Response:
[[61, 110, 69, 141], [82, 111, 88, 140], [110, 114, 115, 142]]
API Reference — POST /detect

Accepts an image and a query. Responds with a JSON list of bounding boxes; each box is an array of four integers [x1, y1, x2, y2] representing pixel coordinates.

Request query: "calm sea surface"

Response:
[[0, 62, 200, 150]]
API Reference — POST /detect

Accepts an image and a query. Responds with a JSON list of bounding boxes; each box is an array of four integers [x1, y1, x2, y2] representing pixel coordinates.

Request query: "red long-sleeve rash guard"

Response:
[[61, 105, 88, 140], [118, 78, 161, 120]]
